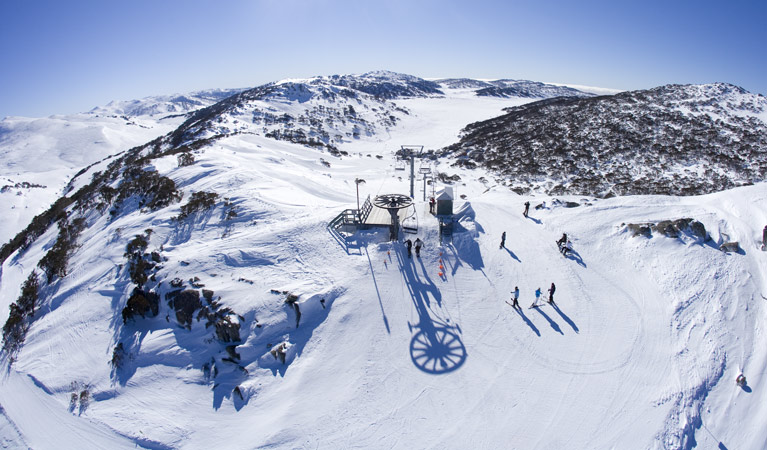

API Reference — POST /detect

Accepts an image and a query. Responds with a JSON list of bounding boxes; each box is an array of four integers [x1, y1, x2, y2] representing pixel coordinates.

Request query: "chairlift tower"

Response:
[[399, 145, 424, 199], [419, 164, 432, 202]]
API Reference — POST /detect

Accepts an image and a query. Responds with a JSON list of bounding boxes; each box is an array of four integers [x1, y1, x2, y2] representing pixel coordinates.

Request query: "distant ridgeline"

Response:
[[441, 83, 767, 197]]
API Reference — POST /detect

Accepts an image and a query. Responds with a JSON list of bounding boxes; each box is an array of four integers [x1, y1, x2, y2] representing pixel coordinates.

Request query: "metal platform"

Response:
[[364, 205, 411, 226]]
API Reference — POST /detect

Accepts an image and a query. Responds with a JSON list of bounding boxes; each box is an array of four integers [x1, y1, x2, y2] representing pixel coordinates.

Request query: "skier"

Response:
[[405, 238, 413, 258], [429, 197, 436, 214], [523, 201, 530, 218], [556, 233, 568, 248], [532, 287, 542, 307], [500, 231, 506, 249], [414, 238, 423, 257], [511, 286, 520, 308], [548, 282, 556, 303], [763, 225, 767, 249]]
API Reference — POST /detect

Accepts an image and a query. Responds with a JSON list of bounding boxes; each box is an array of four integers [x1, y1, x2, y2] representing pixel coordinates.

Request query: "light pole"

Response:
[[355, 178, 366, 215]]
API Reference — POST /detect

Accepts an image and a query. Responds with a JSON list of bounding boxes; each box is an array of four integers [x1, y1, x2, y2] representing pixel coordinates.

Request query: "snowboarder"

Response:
[[511, 286, 520, 308], [548, 282, 556, 303], [429, 197, 436, 214], [500, 231, 506, 249], [523, 201, 530, 218], [414, 238, 423, 257], [405, 239, 413, 258]]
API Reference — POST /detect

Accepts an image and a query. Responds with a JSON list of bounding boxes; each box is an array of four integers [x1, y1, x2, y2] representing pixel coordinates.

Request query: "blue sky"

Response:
[[1, 0, 765, 118]]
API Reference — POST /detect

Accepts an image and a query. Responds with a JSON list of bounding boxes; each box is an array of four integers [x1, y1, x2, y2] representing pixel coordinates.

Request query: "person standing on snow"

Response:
[[523, 201, 530, 218], [500, 231, 506, 249], [512, 286, 520, 308], [429, 197, 436, 214], [534, 287, 542, 306], [763, 225, 767, 248], [562, 240, 573, 256], [548, 283, 556, 303], [414, 238, 423, 257], [405, 238, 413, 258]]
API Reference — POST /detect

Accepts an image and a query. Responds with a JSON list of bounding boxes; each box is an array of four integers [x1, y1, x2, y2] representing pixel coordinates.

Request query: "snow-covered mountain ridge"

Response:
[[1, 71, 766, 449], [443, 82, 767, 197], [88, 88, 246, 118]]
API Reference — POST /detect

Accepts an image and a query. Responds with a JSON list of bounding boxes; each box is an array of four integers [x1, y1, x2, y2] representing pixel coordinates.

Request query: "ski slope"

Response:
[[1, 88, 766, 449]]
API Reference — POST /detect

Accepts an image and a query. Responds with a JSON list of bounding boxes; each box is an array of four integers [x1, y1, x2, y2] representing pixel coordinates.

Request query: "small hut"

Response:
[[436, 187, 454, 216]]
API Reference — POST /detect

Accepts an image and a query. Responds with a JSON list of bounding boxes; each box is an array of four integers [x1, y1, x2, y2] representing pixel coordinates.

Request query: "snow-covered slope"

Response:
[[0, 88, 244, 246], [0, 113, 183, 244], [1, 73, 766, 450]]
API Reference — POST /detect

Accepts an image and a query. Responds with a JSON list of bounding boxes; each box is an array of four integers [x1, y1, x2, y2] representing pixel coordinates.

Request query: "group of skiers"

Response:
[[509, 283, 556, 309], [404, 238, 423, 258], [503, 201, 568, 308]]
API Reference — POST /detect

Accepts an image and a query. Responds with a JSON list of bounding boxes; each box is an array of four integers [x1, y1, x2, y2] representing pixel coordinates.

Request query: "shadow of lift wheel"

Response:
[[409, 328, 467, 374]]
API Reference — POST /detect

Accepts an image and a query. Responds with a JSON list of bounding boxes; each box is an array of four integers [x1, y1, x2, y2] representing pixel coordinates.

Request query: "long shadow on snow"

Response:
[[511, 306, 540, 336], [533, 306, 564, 335], [564, 248, 587, 268], [504, 247, 521, 262], [362, 240, 391, 334], [526, 216, 542, 225], [395, 246, 466, 374], [550, 302, 578, 333]]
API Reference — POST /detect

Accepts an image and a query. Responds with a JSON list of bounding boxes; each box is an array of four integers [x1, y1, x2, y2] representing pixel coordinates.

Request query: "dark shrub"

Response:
[[38, 218, 86, 283], [177, 191, 218, 220]]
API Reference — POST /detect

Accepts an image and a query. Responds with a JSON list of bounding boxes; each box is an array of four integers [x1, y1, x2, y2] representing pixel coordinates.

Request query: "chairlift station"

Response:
[[328, 145, 451, 241]]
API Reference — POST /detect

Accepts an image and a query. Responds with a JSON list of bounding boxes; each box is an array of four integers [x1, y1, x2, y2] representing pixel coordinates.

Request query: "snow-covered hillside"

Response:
[[1, 73, 766, 449], [444, 83, 767, 197], [0, 89, 238, 244]]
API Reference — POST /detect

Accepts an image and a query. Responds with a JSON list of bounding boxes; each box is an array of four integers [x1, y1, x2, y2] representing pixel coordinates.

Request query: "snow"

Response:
[[1, 87, 766, 450], [0, 112, 188, 244]]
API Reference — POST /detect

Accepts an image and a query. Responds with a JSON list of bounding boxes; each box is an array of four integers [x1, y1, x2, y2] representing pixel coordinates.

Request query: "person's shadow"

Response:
[[504, 248, 521, 262], [551, 302, 578, 332], [512, 305, 540, 336]]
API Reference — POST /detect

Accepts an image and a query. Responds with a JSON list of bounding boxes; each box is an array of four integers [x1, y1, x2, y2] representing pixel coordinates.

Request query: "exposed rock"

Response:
[[122, 288, 159, 324], [172, 290, 201, 328], [215, 315, 241, 342], [225, 345, 241, 361], [627, 223, 652, 238], [627, 218, 708, 241], [270, 342, 288, 364], [720, 242, 741, 253]]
